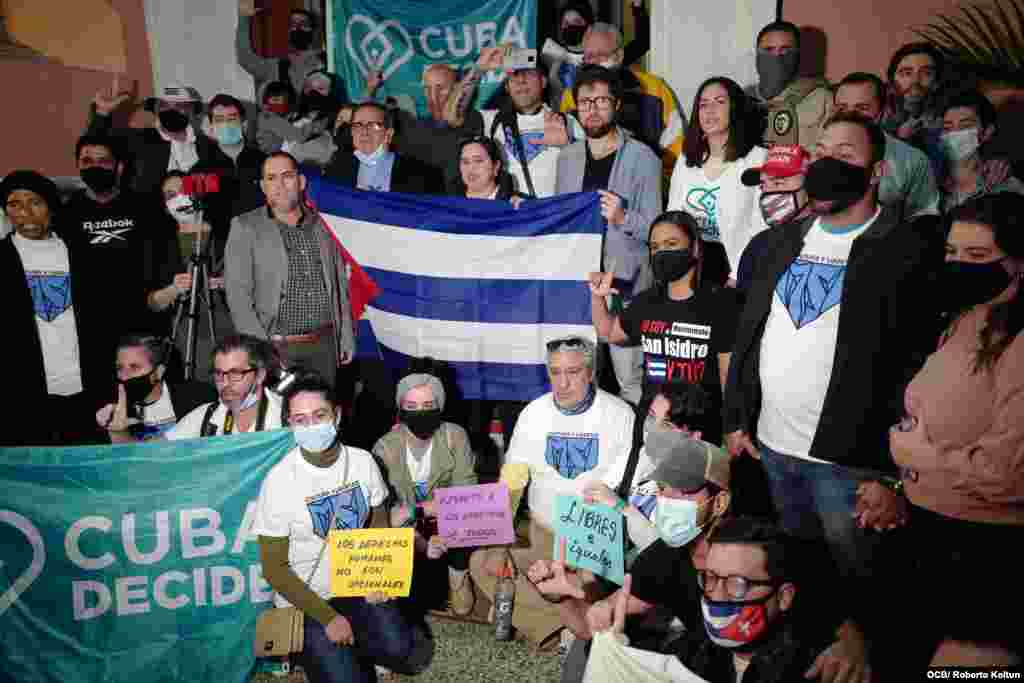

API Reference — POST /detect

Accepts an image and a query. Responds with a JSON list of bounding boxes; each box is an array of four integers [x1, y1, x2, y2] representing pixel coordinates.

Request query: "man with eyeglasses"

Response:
[[559, 23, 685, 181], [581, 517, 827, 682], [225, 152, 354, 386], [555, 65, 661, 404], [323, 102, 441, 194], [163, 334, 283, 440], [745, 20, 832, 152], [468, 335, 634, 649]]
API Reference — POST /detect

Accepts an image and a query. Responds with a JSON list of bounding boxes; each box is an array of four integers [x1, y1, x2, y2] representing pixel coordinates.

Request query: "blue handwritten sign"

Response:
[[552, 495, 625, 585]]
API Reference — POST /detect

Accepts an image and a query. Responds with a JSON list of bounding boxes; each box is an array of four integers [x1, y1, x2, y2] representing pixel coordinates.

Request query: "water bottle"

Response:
[[494, 559, 516, 641]]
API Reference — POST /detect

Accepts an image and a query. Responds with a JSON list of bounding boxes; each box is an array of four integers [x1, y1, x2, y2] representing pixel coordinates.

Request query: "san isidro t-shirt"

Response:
[[619, 286, 740, 444], [13, 233, 82, 396], [757, 210, 881, 461]]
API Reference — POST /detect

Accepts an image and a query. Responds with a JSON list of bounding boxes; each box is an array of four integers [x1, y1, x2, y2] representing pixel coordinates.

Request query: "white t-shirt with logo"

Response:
[[757, 210, 880, 461], [14, 233, 82, 396], [165, 389, 283, 440], [505, 389, 634, 532], [482, 107, 582, 198], [252, 444, 389, 606]]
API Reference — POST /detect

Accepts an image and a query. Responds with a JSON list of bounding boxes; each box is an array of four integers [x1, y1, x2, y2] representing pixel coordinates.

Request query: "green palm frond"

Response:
[[912, 0, 1024, 85]]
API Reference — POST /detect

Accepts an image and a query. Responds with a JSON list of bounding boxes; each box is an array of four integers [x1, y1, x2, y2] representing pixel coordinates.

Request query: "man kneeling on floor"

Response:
[[469, 336, 634, 649]]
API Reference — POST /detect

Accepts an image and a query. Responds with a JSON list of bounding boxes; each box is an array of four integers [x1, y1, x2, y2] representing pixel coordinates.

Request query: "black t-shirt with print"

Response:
[[582, 149, 616, 193], [619, 285, 739, 444], [629, 538, 702, 631]]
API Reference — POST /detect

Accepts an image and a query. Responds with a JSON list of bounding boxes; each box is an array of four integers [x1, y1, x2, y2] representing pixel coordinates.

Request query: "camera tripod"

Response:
[[171, 228, 221, 380]]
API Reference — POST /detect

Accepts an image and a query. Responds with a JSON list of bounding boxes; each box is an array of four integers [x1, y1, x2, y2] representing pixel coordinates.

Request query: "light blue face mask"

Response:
[[654, 496, 706, 548], [293, 420, 338, 453], [354, 144, 387, 166], [214, 122, 243, 146]]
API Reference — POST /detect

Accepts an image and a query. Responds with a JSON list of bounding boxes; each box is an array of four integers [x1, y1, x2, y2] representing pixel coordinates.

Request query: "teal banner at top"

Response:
[[0, 430, 296, 683], [329, 0, 537, 117]]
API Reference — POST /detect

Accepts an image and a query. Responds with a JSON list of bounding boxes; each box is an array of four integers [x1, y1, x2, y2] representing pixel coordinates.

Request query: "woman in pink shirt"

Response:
[[891, 193, 1023, 667]]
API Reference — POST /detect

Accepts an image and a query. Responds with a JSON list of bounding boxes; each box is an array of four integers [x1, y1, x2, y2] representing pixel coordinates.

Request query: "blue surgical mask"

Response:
[[941, 127, 980, 162], [237, 381, 260, 412], [294, 421, 338, 452], [654, 497, 704, 548], [214, 122, 243, 146], [354, 144, 387, 166]]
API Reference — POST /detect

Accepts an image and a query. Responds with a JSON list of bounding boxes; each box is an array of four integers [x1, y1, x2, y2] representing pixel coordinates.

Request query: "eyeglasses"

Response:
[[697, 570, 779, 600], [351, 121, 387, 132], [577, 96, 615, 112], [546, 336, 589, 352], [210, 368, 257, 383]]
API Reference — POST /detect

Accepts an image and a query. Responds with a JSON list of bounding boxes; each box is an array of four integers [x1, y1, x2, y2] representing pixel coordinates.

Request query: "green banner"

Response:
[[0, 430, 295, 682], [328, 0, 537, 116]]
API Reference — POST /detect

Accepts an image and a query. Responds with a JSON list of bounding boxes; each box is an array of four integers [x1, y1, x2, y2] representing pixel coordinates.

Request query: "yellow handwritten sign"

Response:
[[328, 528, 415, 598]]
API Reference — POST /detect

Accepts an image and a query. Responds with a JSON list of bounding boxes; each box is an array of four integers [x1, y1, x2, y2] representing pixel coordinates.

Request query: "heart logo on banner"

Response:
[[0, 510, 46, 617], [345, 14, 416, 81]]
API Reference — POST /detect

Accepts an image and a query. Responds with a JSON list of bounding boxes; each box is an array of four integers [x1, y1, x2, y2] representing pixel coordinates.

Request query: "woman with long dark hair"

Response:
[[447, 136, 518, 201], [888, 193, 1024, 667], [667, 77, 767, 286], [590, 211, 740, 446]]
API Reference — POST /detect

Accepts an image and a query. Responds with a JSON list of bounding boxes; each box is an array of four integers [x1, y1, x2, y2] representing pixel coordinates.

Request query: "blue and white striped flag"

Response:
[[305, 175, 604, 402]]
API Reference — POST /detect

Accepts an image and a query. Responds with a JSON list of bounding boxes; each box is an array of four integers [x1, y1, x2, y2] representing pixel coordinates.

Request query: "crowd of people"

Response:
[[3, 1, 1023, 681]]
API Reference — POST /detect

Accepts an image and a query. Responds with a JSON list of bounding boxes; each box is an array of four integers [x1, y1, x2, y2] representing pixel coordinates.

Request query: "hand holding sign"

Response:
[[329, 528, 414, 598], [436, 483, 515, 548], [554, 495, 625, 585]]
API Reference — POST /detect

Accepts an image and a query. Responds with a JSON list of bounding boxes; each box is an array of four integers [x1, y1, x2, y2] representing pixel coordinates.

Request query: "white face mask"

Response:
[[654, 496, 705, 548], [166, 194, 198, 224], [293, 419, 339, 453], [941, 127, 981, 162]]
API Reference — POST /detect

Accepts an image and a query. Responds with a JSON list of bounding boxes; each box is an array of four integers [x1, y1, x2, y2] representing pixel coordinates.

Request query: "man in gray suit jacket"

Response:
[[225, 151, 353, 384], [554, 66, 661, 404]]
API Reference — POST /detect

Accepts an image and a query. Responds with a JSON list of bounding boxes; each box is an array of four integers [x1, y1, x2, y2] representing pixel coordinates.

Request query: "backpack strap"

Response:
[[491, 110, 538, 198]]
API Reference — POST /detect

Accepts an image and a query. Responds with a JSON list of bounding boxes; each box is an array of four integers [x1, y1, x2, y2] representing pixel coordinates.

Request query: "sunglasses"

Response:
[[546, 336, 589, 352]]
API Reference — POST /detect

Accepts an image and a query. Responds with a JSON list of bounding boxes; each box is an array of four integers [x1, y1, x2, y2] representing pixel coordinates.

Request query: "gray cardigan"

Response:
[[224, 206, 354, 357], [555, 127, 661, 292]]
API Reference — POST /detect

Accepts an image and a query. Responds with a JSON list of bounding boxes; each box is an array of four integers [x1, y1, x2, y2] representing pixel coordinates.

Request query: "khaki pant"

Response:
[[470, 520, 564, 647]]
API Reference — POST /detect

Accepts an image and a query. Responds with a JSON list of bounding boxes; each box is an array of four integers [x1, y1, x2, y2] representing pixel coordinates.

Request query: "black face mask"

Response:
[[158, 109, 190, 133], [400, 408, 443, 440], [942, 259, 1013, 312], [303, 92, 332, 113], [652, 248, 694, 283], [289, 29, 314, 51], [562, 25, 587, 47], [121, 372, 157, 407], [804, 157, 872, 215], [80, 167, 118, 194]]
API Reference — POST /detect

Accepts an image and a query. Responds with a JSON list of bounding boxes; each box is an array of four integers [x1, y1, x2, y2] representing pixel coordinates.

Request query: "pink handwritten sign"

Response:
[[435, 483, 516, 548]]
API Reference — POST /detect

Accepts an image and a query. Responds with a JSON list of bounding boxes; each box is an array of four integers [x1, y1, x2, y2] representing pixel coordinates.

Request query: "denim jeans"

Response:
[[757, 442, 884, 582], [297, 598, 422, 683]]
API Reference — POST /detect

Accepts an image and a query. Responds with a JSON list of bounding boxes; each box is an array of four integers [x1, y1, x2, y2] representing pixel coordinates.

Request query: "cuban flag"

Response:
[[305, 175, 604, 401]]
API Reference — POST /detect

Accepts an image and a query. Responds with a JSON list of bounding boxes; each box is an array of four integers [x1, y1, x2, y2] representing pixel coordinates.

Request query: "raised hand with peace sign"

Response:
[[93, 73, 134, 116]]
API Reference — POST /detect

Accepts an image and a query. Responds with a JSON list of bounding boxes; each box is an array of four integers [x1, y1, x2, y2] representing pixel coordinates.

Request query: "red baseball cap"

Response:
[[741, 144, 810, 186]]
